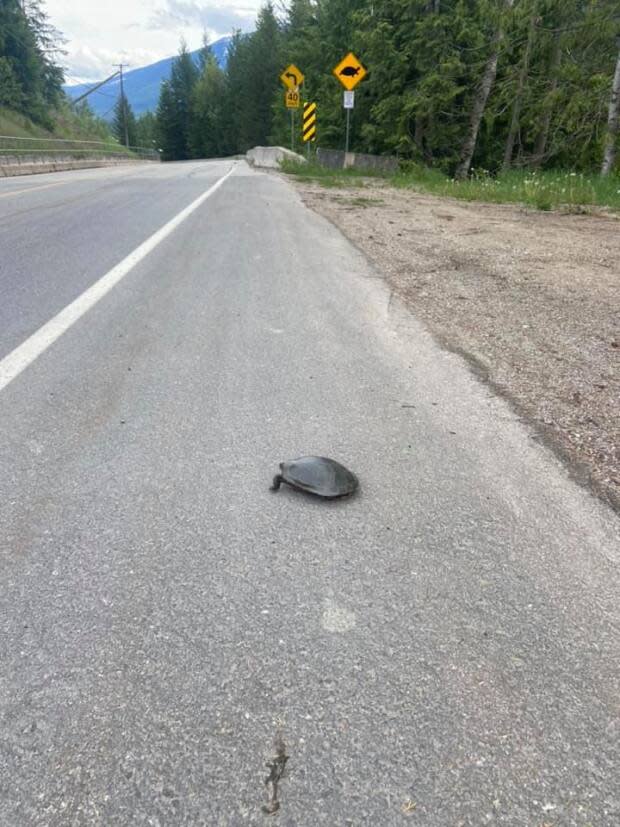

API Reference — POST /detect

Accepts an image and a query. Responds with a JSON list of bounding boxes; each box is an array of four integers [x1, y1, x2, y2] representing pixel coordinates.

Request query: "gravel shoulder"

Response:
[[288, 177, 620, 511]]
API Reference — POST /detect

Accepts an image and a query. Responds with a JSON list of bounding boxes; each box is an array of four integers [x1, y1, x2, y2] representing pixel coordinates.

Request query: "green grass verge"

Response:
[[0, 105, 124, 149], [0, 107, 55, 139], [394, 164, 620, 213], [279, 158, 386, 187], [281, 156, 620, 213]]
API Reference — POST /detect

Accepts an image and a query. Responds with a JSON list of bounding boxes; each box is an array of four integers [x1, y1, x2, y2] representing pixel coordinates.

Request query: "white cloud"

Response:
[[64, 45, 163, 84], [149, 1, 256, 33], [44, 0, 260, 82]]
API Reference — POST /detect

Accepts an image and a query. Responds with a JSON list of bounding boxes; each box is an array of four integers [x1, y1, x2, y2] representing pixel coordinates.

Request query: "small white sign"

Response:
[[343, 91, 355, 109]]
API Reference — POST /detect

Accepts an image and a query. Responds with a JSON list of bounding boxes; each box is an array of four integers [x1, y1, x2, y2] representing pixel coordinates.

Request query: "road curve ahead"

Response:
[[0, 161, 618, 826]]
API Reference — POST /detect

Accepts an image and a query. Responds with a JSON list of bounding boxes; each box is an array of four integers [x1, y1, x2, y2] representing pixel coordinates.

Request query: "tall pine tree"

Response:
[[190, 51, 231, 158], [0, 0, 64, 124], [155, 41, 200, 160], [225, 5, 281, 152], [112, 93, 137, 147]]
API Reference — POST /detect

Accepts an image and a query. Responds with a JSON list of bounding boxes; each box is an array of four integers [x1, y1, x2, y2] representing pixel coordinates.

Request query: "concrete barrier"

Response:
[[315, 148, 345, 170], [246, 146, 306, 169], [317, 147, 399, 174], [0, 156, 156, 178]]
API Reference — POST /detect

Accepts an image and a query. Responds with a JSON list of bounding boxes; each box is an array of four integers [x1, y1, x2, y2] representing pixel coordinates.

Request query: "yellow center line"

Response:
[[0, 181, 66, 200]]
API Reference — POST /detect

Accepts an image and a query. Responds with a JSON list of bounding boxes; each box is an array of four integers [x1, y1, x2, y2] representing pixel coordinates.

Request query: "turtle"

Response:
[[339, 66, 361, 77], [270, 456, 359, 499]]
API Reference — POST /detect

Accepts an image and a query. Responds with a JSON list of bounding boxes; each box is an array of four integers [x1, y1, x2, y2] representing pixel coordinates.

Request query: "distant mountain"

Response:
[[64, 37, 231, 120]]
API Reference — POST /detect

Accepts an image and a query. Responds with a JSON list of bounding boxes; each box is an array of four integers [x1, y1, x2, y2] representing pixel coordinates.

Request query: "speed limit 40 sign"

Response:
[[285, 87, 300, 108]]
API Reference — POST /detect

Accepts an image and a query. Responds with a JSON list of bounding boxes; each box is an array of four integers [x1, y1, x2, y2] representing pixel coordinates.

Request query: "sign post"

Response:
[[346, 110, 350, 154], [333, 53, 367, 154], [281, 64, 305, 152], [343, 91, 354, 153]]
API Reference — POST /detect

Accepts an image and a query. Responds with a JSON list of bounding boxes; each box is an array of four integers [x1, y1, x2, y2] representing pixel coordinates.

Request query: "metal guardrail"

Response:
[[0, 135, 160, 161]]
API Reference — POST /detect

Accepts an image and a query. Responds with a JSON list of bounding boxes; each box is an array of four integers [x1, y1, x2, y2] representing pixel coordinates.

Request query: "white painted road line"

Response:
[[0, 165, 235, 393]]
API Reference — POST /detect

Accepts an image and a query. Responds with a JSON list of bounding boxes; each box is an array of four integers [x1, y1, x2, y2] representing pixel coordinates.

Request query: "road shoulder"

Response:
[[285, 174, 620, 513]]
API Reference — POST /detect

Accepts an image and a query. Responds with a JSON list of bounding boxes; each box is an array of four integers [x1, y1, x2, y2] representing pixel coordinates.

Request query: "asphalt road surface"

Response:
[[1, 161, 618, 826]]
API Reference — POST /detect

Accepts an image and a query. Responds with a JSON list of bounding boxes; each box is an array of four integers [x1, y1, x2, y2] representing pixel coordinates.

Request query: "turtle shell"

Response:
[[277, 456, 358, 499]]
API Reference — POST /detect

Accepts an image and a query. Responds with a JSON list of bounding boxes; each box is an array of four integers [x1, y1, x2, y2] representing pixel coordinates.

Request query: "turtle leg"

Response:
[[270, 474, 283, 491]]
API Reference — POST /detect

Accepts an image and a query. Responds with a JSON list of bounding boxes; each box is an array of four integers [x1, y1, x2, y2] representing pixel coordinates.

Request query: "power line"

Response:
[[71, 70, 121, 105], [62, 70, 119, 102], [99, 101, 119, 120]]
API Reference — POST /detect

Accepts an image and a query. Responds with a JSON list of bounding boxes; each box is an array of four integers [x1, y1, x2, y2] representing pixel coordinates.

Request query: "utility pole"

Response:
[[114, 63, 129, 148]]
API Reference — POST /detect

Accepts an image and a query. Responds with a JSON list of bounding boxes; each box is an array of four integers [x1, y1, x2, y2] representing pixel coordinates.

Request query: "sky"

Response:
[[45, 0, 262, 84]]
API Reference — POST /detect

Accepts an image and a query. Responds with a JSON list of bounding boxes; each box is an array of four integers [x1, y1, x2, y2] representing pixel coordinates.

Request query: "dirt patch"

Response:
[[290, 177, 620, 511]]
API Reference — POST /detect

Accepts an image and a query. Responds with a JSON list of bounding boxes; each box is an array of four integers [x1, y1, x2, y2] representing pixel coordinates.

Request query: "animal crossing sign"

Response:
[[333, 52, 366, 91]]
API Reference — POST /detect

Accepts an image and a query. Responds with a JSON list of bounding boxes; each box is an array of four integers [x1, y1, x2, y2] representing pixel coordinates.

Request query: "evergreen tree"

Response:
[[190, 52, 231, 158], [112, 93, 137, 147], [225, 5, 281, 152], [23, 0, 65, 107], [197, 31, 212, 72], [223, 30, 252, 152], [155, 41, 200, 160], [0, 0, 64, 124], [135, 111, 158, 149], [0, 56, 25, 110], [156, 80, 180, 160], [171, 39, 200, 158]]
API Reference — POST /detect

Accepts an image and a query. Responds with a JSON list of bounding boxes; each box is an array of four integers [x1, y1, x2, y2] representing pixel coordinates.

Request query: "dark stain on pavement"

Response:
[[262, 732, 289, 816]]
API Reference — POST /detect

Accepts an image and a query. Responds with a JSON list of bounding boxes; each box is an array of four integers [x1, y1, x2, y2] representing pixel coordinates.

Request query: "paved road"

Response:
[[0, 161, 618, 826]]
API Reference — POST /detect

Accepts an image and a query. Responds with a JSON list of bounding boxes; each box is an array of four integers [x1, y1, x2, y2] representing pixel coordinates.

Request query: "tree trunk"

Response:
[[455, 0, 515, 180], [601, 39, 620, 177], [503, 11, 536, 170], [531, 30, 561, 168], [414, 114, 425, 156]]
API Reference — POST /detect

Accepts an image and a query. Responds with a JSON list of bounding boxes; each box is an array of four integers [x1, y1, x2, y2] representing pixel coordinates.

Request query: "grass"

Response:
[[281, 156, 620, 213], [394, 164, 620, 213], [0, 106, 55, 139], [279, 158, 386, 188], [0, 106, 129, 152]]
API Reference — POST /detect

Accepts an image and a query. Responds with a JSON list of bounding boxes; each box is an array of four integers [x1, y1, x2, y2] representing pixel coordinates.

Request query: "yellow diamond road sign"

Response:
[[280, 64, 304, 90], [333, 52, 366, 90]]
